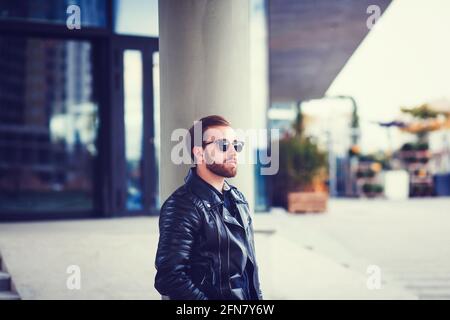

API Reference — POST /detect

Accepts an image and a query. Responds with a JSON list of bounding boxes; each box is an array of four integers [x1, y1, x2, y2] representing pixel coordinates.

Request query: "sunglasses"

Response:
[[203, 139, 245, 152]]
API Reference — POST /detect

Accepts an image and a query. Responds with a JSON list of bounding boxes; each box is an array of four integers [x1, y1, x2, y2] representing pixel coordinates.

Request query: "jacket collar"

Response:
[[184, 167, 233, 208]]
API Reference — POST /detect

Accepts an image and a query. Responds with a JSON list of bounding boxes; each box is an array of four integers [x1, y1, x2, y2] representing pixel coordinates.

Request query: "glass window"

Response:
[[0, 0, 106, 27], [0, 36, 99, 213], [114, 0, 158, 37], [152, 52, 160, 208], [124, 50, 144, 211]]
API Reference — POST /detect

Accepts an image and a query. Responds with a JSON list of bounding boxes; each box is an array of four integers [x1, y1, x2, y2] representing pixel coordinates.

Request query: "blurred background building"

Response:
[[1, 0, 450, 221]]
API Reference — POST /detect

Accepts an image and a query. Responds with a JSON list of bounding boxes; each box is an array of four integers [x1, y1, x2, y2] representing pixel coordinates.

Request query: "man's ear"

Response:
[[192, 146, 204, 164]]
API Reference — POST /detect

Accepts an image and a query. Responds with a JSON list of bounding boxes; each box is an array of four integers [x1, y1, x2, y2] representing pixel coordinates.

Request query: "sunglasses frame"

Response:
[[203, 139, 245, 152]]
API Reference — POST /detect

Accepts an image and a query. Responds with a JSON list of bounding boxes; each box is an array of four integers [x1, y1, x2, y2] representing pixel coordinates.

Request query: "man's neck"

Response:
[[195, 166, 225, 194]]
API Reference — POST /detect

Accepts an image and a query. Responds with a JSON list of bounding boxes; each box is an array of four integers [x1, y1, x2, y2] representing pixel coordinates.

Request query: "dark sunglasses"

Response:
[[203, 139, 245, 152]]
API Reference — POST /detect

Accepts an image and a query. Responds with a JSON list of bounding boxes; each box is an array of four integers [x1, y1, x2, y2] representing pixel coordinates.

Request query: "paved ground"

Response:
[[2, 198, 446, 299], [263, 198, 450, 300]]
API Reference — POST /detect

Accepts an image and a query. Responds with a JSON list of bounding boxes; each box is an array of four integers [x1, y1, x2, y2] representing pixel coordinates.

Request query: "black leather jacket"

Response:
[[154, 168, 263, 300]]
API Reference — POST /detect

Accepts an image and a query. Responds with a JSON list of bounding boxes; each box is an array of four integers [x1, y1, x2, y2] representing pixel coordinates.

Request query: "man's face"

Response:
[[201, 126, 239, 178]]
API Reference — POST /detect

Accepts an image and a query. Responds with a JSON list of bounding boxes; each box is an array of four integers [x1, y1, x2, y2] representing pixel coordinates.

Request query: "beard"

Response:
[[206, 162, 237, 178]]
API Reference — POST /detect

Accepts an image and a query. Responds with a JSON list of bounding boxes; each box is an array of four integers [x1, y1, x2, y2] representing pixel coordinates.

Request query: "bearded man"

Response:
[[154, 115, 263, 300]]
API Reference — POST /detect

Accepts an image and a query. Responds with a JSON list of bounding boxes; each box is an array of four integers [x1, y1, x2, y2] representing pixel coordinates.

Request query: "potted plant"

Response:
[[362, 183, 384, 197], [401, 143, 414, 151], [417, 142, 429, 151], [271, 107, 328, 213]]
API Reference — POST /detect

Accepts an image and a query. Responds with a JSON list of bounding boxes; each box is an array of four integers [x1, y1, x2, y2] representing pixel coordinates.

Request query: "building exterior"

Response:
[[0, 0, 393, 220], [0, 0, 159, 220], [0, 0, 270, 220], [267, 0, 392, 142]]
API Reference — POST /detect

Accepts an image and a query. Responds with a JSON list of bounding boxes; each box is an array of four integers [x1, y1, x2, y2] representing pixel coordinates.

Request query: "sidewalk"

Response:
[[0, 213, 416, 299]]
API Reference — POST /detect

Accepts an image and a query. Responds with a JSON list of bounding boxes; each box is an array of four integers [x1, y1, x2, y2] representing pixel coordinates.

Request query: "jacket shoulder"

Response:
[[161, 185, 203, 213]]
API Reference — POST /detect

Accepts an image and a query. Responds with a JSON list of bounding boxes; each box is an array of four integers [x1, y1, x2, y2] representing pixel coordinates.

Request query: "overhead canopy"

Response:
[[269, 0, 391, 102]]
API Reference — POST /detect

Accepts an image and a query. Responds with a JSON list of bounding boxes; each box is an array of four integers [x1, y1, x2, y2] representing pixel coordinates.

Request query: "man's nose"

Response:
[[228, 144, 237, 156]]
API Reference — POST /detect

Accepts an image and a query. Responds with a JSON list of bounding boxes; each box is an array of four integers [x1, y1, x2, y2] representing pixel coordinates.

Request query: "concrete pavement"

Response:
[[264, 198, 450, 299], [0, 201, 420, 299]]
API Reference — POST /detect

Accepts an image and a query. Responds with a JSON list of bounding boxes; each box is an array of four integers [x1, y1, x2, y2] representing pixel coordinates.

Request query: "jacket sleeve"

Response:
[[154, 195, 208, 300]]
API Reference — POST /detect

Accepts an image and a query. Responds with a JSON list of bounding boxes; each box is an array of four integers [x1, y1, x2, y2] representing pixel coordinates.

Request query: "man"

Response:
[[154, 115, 263, 300]]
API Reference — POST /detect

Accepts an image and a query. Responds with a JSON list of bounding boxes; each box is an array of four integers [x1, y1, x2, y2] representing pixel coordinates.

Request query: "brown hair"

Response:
[[187, 115, 231, 163]]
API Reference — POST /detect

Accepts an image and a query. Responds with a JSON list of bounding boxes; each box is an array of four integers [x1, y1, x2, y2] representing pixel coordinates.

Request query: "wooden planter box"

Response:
[[362, 191, 383, 198], [287, 192, 328, 213]]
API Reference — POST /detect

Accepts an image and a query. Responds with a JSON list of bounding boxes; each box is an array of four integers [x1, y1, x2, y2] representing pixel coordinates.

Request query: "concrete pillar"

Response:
[[158, 0, 255, 208]]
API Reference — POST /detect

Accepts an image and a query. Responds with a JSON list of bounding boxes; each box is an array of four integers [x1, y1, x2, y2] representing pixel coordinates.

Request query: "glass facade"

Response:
[[0, 36, 98, 213], [0, 0, 107, 27], [251, 0, 270, 211], [152, 52, 161, 208], [124, 50, 144, 210], [114, 0, 158, 37], [0, 1, 159, 219]]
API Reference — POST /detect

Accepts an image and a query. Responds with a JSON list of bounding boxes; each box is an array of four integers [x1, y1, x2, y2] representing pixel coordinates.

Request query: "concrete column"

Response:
[[158, 0, 254, 209]]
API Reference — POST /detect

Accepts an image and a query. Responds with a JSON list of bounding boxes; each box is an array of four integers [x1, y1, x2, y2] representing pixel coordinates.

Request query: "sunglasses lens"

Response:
[[234, 142, 244, 152], [218, 140, 229, 152]]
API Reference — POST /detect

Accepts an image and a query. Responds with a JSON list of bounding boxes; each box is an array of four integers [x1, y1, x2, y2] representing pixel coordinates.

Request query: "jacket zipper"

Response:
[[226, 214, 232, 297], [200, 273, 206, 286], [222, 207, 233, 298], [213, 208, 224, 298]]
